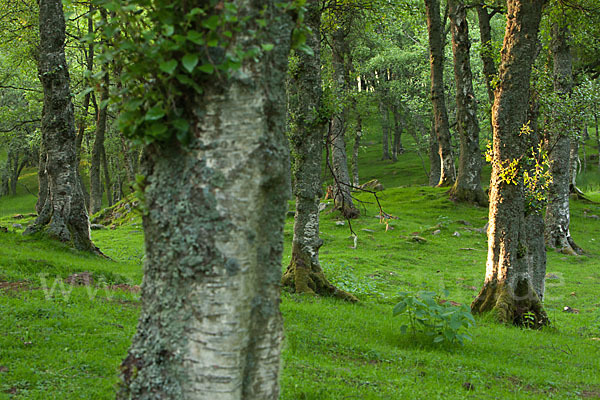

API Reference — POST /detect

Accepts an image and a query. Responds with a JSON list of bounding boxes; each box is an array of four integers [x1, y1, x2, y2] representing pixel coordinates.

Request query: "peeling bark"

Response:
[[25, 0, 95, 252], [471, 0, 548, 325], [424, 0, 456, 186], [118, 3, 292, 399], [448, 0, 486, 205]]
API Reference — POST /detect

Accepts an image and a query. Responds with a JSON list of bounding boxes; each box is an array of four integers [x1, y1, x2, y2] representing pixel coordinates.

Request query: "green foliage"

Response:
[[93, 0, 308, 146], [393, 290, 476, 345]]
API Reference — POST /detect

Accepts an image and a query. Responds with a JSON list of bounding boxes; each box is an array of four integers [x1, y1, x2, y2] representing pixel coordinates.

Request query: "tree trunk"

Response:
[[569, 138, 580, 191], [118, 4, 292, 399], [448, 0, 486, 205], [427, 116, 441, 186], [282, 1, 357, 302], [476, 5, 497, 107], [391, 104, 404, 161], [544, 22, 581, 255], [102, 145, 113, 207], [352, 105, 361, 187], [25, 0, 95, 252], [379, 100, 391, 160], [471, 0, 547, 325], [329, 26, 359, 219], [76, 4, 94, 211], [89, 68, 110, 214], [424, 0, 456, 186]]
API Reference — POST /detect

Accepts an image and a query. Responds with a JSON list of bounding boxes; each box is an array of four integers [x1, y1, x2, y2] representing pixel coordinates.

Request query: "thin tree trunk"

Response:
[[282, 0, 356, 302], [89, 49, 110, 214], [101, 145, 113, 207], [544, 22, 581, 255], [352, 104, 361, 187], [329, 26, 359, 218], [76, 4, 94, 210], [379, 100, 391, 160], [471, 0, 547, 325], [25, 0, 95, 252], [476, 5, 497, 107], [448, 0, 486, 205], [424, 0, 456, 186], [595, 111, 600, 170], [117, 3, 292, 398], [391, 104, 404, 161], [427, 116, 441, 186]]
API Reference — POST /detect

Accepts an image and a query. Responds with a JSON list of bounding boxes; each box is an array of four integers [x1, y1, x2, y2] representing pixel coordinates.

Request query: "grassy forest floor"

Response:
[[1, 130, 600, 399]]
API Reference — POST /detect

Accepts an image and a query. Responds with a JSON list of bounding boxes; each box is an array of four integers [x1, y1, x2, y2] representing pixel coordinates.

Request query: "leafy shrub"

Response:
[[393, 290, 476, 345]]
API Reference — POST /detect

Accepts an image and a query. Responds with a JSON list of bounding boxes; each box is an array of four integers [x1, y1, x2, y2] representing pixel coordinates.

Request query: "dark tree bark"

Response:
[[25, 0, 95, 252], [117, 3, 292, 398], [282, 0, 356, 302], [448, 0, 486, 205], [89, 70, 109, 214], [544, 23, 581, 255], [329, 25, 359, 218], [424, 0, 456, 186], [471, 0, 547, 325]]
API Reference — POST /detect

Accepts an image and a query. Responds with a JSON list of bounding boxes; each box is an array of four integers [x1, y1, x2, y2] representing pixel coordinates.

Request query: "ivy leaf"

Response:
[[145, 107, 165, 121], [182, 54, 199, 73], [187, 31, 204, 45], [202, 15, 220, 30], [159, 60, 178, 75], [163, 25, 175, 37], [261, 43, 274, 52], [197, 64, 214, 74]]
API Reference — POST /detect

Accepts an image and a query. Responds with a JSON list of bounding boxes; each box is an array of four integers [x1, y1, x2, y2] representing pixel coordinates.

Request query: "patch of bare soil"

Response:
[[0, 281, 31, 292], [108, 284, 141, 293]]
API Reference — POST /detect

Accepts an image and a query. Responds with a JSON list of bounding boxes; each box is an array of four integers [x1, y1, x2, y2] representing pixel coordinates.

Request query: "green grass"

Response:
[[1, 132, 600, 399]]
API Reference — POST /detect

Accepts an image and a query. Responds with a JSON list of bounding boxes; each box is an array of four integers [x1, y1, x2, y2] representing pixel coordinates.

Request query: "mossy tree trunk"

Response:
[[25, 0, 95, 252], [544, 22, 581, 255], [329, 25, 359, 219], [424, 0, 456, 187], [471, 0, 547, 325], [282, 0, 357, 303], [448, 0, 486, 205], [117, 3, 292, 399]]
